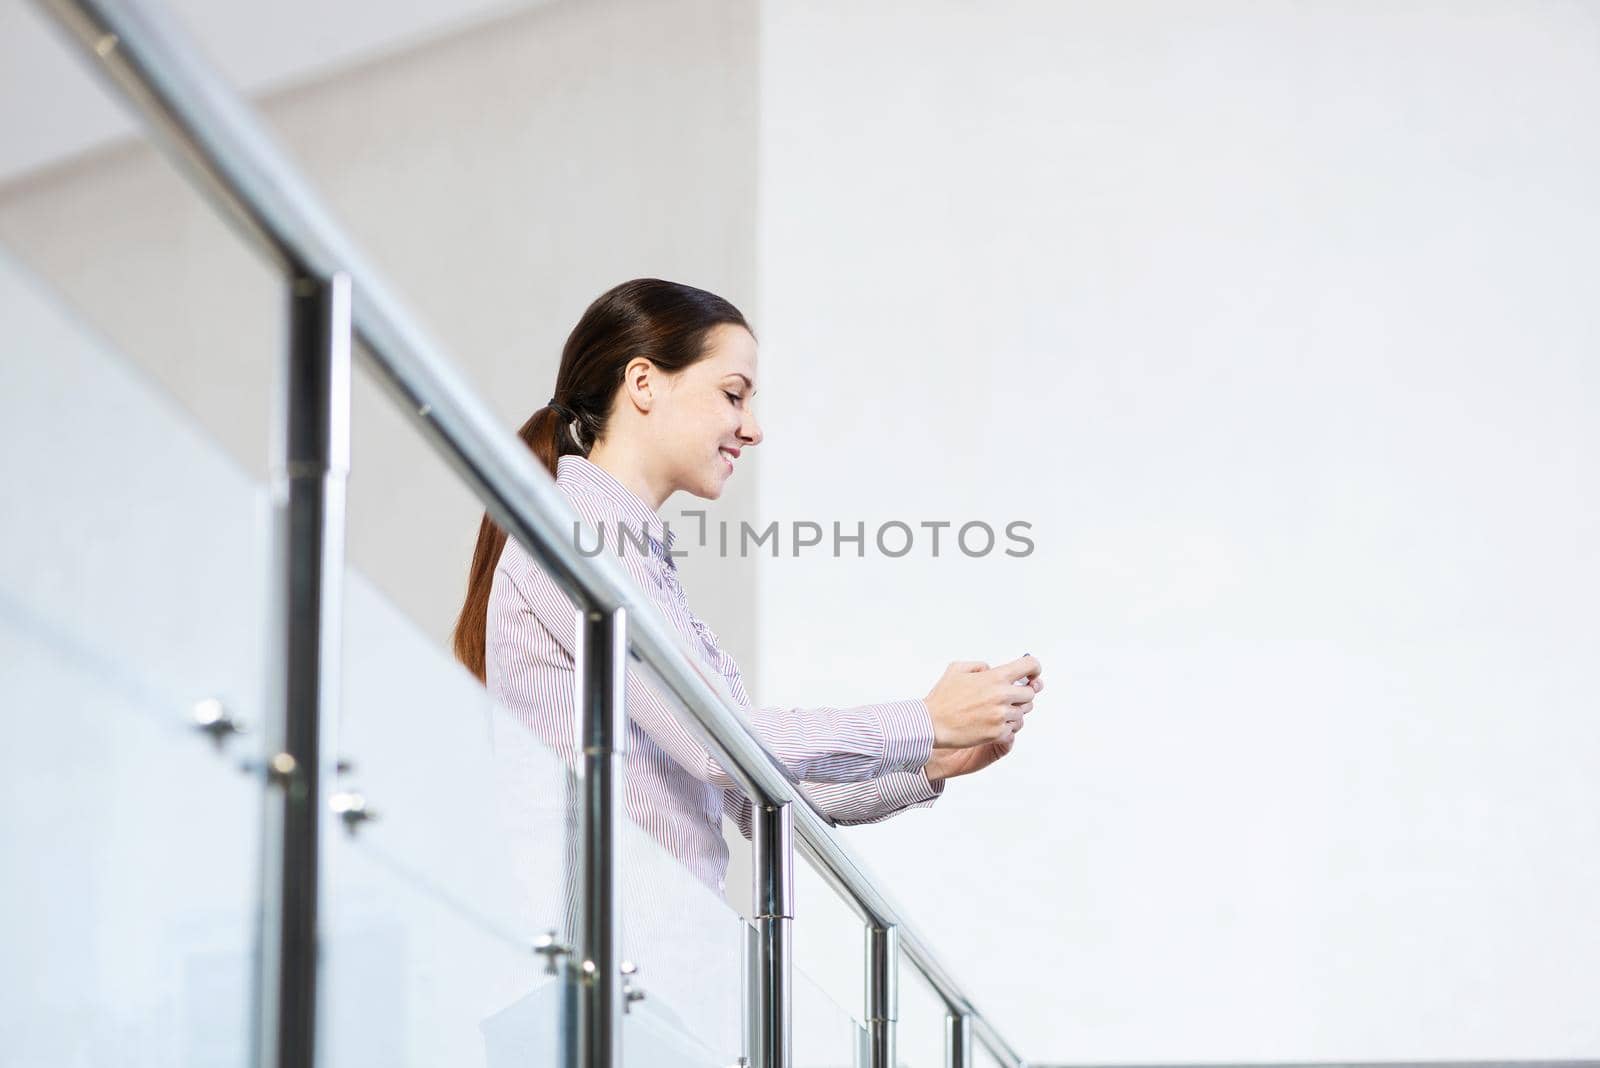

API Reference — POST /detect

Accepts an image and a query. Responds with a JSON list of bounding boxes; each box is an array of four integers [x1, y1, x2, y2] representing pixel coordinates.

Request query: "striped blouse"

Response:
[[485, 454, 943, 897]]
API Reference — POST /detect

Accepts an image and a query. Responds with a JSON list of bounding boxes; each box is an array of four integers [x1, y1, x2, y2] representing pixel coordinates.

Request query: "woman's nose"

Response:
[[741, 411, 764, 447]]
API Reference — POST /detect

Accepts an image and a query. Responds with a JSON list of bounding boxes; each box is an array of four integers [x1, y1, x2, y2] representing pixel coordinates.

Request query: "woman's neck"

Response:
[[584, 440, 669, 511]]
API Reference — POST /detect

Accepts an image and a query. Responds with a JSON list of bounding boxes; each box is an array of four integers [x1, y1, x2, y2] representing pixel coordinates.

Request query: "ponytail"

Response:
[[450, 406, 571, 682]]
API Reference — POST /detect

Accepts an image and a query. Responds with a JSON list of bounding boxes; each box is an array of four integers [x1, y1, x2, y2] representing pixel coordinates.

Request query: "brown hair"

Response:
[[451, 278, 753, 682]]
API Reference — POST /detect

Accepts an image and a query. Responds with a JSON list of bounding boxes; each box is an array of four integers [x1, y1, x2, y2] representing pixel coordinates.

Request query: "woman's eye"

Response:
[[724, 391, 741, 405]]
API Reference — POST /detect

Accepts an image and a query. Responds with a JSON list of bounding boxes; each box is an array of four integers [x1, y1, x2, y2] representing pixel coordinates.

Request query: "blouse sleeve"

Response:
[[492, 548, 935, 789], [722, 771, 946, 841]]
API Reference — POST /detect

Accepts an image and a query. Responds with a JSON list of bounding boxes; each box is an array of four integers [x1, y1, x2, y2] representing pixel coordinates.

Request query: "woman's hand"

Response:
[[924, 654, 1042, 749], [924, 661, 1043, 783], [926, 733, 1015, 782]]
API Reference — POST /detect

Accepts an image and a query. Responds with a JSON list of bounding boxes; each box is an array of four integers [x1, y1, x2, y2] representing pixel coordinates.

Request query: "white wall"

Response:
[[757, 0, 1600, 1060]]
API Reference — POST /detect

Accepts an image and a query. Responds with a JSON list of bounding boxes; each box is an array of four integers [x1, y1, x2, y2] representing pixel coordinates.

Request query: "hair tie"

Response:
[[547, 396, 586, 450]]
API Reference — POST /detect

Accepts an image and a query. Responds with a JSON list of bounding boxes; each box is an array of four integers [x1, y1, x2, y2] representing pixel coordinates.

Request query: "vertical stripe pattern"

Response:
[[485, 455, 944, 898]]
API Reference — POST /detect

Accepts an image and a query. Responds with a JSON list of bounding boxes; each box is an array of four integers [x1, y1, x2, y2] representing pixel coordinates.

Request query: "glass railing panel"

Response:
[[0, 617, 266, 1065], [790, 861, 872, 1066], [617, 796, 747, 1066], [793, 961, 866, 1068], [896, 961, 952, 1068], [974, 1040, 1007, 1068], [0, 248, 267, 1064], [325, 570, 571, 1066]]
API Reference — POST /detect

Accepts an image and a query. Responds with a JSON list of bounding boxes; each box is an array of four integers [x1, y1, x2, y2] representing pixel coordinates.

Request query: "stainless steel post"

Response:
[[946, 1011, 973, 1068], [576, 606, 627, 1068], [864, 924, 899, 1068], [752, 801, 794, 1068], [256, 271, 351, 1068]]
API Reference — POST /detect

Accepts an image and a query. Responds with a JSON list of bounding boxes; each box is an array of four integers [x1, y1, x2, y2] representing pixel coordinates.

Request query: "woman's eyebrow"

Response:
[[725, 372, 757, 396]]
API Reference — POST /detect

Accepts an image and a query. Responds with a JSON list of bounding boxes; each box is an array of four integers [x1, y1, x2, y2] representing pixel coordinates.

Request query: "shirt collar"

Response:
[[555, 454, 678, 561]]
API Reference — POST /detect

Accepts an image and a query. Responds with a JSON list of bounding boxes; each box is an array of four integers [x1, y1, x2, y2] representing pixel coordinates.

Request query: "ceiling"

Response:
[[0, 0, 540, 185]]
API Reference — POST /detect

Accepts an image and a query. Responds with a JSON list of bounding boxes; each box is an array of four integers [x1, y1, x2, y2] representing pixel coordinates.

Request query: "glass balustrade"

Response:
[[1, 65, 1026, 1051], [897, 959, 952, 1068], [326, 572, 570, 1066], [617, 798, 747, 1066], [792, 962, 866, 1068], [0, 248, 267, 1065]]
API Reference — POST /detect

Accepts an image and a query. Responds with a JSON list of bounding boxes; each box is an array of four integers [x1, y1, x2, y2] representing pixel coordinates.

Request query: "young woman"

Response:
[[453, 278, 1043, 902]]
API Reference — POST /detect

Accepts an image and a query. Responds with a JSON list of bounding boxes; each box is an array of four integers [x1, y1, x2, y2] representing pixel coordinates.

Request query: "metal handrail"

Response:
[[34, 1, 1025, 1065]]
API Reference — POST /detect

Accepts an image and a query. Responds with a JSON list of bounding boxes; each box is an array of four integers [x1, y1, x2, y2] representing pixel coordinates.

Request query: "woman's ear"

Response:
[[621, 356, 657, 413]]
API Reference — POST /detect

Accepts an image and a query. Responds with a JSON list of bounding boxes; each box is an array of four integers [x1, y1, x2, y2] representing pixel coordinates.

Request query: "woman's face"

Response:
[[659, 322, 763, 500]]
